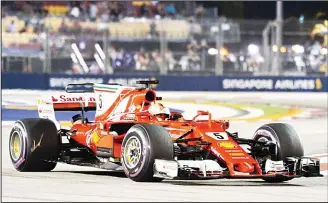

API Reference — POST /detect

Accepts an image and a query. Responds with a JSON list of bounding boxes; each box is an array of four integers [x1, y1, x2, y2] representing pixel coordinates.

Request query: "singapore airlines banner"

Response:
[[2, 72, 327, 92]]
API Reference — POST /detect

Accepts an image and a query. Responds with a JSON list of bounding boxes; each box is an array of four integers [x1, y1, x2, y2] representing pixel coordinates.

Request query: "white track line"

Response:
[[233, 107, 264, 119]]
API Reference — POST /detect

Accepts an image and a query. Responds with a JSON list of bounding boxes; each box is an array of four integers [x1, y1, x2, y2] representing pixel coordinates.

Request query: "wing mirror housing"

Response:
[[197, 110, 209, 115]]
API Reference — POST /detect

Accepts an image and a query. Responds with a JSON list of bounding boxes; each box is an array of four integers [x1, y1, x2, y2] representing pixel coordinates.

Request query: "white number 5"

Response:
[[205, 132, 228, 140]]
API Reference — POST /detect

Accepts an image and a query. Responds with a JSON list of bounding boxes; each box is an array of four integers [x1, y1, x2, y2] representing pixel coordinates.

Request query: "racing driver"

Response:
[[148, 102, 170, 121]]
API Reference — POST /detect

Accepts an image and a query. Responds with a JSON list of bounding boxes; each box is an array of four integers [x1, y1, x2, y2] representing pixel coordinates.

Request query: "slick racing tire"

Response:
[[121, 124, 174, 182], [253, 123, 304, 183], [9, 118, 59, 172]]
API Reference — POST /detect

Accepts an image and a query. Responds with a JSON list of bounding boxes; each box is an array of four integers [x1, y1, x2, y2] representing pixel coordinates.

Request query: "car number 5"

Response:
[[98, 94, 102, 109], [205, 132, 228, 140]]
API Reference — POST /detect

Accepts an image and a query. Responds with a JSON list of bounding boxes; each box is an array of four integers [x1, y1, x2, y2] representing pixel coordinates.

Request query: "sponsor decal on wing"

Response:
[[52, 95, 96, 103], [219, 142, 236, 149]]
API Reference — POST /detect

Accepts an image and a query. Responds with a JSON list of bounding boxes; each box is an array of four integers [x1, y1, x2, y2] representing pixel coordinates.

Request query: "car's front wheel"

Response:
[[253, 123, 304, 182], [121, 124, 174, 182]]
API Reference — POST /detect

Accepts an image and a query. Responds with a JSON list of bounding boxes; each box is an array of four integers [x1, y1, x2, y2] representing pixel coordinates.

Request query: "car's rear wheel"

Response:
[[9, 118, 59, 172]]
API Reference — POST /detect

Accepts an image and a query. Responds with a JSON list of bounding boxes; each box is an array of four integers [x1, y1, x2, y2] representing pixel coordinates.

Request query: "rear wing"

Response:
[[51, 82, 123, 111], [51, 80, 158, 113], [36, 83, 104, 130], [37, 81, 158, 129], [37, 82, 129, 126], [51, 94, 97, 111], [37, 82, 130, 113], [37, 93, 97, 128]]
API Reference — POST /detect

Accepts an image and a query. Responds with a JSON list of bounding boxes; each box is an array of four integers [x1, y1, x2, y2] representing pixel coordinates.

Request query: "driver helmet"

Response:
[[148, 102, 170, 120]]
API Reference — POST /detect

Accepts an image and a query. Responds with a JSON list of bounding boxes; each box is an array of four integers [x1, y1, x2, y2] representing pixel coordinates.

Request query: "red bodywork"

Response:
[[48, 85, 284, 178]]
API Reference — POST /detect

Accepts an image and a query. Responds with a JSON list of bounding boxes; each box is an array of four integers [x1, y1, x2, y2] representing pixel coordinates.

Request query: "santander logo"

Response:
[[52, 95, 96, 103]]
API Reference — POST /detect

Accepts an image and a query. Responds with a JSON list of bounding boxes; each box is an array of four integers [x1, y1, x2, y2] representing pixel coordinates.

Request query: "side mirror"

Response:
[[197, 110, 209, 115], [192, 110, 210, 122]]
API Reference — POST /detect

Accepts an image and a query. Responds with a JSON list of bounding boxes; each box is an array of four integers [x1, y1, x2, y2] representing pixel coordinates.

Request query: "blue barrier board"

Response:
[[2, 72, 327, 92]]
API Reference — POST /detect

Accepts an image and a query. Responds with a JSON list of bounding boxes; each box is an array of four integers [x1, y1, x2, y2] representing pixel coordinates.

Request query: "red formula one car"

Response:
[[9, 80, 322, 182]]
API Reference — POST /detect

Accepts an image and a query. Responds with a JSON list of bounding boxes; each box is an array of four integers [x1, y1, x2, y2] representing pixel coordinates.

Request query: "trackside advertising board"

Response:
[[221, 77, 326, 92], [2, 72, 327, 92]]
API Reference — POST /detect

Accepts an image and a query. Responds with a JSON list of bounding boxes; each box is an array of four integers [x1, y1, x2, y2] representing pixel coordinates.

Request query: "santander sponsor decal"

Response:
[[52, 95, 96, 103]]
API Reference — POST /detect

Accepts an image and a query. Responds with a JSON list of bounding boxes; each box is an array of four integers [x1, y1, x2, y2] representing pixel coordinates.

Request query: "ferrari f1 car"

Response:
[[9, 80, 323, 182]]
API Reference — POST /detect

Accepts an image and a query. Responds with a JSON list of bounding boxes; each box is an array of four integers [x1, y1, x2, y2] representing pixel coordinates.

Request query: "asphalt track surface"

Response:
[[2, 118, 327, 202], [1, 91, 327, 202]]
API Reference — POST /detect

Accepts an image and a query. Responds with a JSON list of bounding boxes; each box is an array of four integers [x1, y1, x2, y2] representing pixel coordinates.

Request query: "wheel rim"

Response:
[[10, 131, 22, 161], [256, 135, 278, 161], [123, 136, 142, 169], [258, 136, 270, 143]]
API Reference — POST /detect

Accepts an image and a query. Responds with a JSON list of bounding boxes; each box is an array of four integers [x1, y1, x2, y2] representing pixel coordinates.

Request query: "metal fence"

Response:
[[2, 16, 327, 76]]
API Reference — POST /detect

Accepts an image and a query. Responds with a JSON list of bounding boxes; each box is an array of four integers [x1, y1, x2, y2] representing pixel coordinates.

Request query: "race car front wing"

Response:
[[153, 156, 323, 180]]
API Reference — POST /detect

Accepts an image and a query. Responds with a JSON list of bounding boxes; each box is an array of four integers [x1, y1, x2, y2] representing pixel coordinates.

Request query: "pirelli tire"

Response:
[[253, 123, 304, 183], [121, 124, 174, 182], [9, 118, 59, 172]]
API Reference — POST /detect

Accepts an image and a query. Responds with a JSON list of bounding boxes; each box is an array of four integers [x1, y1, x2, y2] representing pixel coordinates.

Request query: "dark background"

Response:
[[199, 1, 328, 19], [2, 1, 327, 19]]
